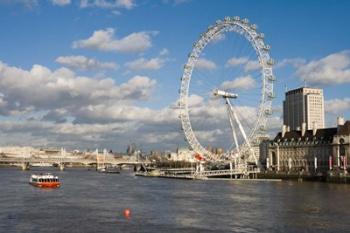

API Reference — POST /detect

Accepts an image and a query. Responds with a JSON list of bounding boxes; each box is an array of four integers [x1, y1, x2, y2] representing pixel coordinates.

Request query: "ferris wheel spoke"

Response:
[[216, 35, 235, 86], [229, 49, 256, 80], [192, 67, 225, 94], [214, 33, 250, 89]]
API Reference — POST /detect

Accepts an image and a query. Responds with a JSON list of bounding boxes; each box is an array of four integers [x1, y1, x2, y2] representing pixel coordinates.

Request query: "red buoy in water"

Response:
[[123, 208, 131, 218]]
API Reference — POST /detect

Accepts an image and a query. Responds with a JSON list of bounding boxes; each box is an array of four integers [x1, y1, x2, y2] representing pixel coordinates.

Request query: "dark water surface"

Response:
[[0, 167, 349, 233]]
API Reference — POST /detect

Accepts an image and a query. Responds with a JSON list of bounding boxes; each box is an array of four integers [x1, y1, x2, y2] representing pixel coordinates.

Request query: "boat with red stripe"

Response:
[[29, 173, 60, 188]]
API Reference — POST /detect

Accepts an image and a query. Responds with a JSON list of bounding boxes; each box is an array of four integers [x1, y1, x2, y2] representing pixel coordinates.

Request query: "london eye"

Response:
[[179, 16, 275, 165]]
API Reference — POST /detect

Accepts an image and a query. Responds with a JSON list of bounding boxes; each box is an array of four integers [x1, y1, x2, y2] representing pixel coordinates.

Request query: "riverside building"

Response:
[[261, 86, 349, 174], [283, 87, 325, 130], [263, 117, 349, 173]]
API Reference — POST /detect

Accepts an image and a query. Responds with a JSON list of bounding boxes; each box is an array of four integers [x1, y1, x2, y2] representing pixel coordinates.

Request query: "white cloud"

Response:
[[296, 50, 350, 85], [220, 75, 256, 90], [0, 61, 156, 115], [51, 0, 71, 6], [226, 57, 260, 72], [275, 58, 306, 69], [119, 76, 157, 100], [72, 28, 154, 53], [226, 57, 248, 67], [196, 129, 223, 143], [195, 58, 217, 70], [187, 94, 204, 107], [0, 119, 139, 148], [6, 0, 37, 8], [267, 115, 283, 137], [159, 48, 169, 56], [0, 60, 181, 150], [56, 55, 118, 71], [161, 0, 190, 6], [139, 131, 180, 144], [80, 0, 135, 9], [244, 60, 260, 72], [111, 10, 121, 15], [125, 57, 165, 71], [173, 0, 190, 5], [115, 0, 134, 9], [325, 98, 350, 114], [0, 58, 272, 152]]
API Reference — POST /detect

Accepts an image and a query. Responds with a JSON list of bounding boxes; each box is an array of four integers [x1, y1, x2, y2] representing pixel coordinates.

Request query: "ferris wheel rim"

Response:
[[179, 16, 275, 161]]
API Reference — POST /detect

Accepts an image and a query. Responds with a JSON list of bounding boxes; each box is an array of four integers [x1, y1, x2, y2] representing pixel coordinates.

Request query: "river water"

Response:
[[0, 167, 349, 233]]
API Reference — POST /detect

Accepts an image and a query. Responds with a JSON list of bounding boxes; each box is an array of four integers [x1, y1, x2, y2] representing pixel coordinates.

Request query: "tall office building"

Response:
[[283, 87, 325, 130]]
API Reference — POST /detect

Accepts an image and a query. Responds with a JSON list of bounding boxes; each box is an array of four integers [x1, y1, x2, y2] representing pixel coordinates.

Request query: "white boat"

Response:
[[29, 173, 60, 188]]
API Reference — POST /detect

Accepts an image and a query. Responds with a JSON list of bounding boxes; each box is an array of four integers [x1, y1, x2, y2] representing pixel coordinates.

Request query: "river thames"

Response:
[[0, 167, 349, 233]]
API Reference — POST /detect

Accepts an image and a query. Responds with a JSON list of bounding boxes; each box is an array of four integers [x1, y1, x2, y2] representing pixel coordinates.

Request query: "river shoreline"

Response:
[[2, 163, 349, 184]]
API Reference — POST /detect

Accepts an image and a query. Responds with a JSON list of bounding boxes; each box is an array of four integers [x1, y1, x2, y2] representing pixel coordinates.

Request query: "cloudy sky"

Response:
[[0, 0, 349, 153]]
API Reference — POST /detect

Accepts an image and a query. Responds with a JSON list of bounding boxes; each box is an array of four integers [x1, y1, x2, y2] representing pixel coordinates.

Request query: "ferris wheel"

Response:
[[178, 16, 275, 163]]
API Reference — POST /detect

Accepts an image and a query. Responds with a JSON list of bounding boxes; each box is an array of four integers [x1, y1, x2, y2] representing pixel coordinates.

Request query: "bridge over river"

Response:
[[0, 156, 148, 171], [0, 156, 261, 180]]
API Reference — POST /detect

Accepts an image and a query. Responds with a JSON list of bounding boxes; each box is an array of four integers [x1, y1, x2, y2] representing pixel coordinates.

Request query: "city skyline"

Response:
[[0, 0, 350, 152]]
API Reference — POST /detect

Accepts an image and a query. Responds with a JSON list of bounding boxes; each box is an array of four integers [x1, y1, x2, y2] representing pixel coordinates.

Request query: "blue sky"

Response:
[[0, 0, 349, 152]]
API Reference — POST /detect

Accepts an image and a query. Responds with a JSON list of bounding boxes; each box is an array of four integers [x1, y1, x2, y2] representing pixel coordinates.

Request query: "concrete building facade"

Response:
[[283, 87, 325, 130]]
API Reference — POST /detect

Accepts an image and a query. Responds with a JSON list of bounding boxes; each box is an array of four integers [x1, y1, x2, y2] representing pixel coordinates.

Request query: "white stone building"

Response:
[[263, 118, 350, 173], [283, 87, 325, 130], [167, 148, 195, 162]]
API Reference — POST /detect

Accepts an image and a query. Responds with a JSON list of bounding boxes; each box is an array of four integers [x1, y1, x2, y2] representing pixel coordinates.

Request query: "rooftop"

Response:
[[337, 121, 350, 135], [285, 87, 323, 96], [274, 121, 350, 142]]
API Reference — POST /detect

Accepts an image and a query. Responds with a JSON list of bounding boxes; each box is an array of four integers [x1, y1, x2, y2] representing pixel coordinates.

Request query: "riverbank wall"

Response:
[[258, 170, 350, 184]]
